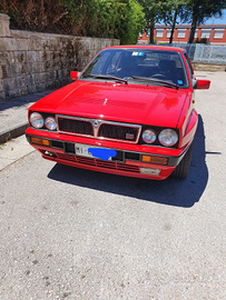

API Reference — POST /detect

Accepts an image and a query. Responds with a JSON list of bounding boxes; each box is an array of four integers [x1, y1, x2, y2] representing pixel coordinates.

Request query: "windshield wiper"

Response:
[[131, 76, 179, 89], [83, 74, 128, 84]]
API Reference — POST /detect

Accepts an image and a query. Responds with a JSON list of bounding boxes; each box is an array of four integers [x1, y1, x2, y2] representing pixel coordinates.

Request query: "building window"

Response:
[[166, 29, 171, 38], [201, 29, 210, 38], [146, 30, 150, 38], [194, 29, 198, 38], [156, 29, 163, 38], [213, 29, 224, 39], [177, 29, 186, 38]]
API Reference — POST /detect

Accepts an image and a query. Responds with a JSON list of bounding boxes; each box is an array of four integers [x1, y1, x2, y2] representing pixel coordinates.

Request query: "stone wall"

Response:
[[0, 13, 120, 101]]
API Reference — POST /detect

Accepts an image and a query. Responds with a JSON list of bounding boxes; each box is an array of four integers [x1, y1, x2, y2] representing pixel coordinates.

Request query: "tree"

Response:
[[162, 0, 187, 44], [138, 0, 181, 44], [0, 0, 68, 32], [94, 0, 145, 44], [181, 0, 226, 43], [60, 0, 100, 36], [0, 0, 145, 44], [61, 0, 145, 44], [138, 0, 159, 44], [116, 0, 145, 44]]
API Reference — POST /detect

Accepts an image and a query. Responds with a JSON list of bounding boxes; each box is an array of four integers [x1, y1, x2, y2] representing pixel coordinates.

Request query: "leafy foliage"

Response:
[[162, 0, 187, 44], [0, 0, 145, 44], [179, 0, 226, 43], [194, 38, 208, 44], [0, 0, 67, 32], [138, 0, 179, 43]]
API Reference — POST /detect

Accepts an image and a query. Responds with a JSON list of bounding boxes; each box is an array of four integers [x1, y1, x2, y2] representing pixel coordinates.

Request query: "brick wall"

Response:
[[0, 14, 120, 101]]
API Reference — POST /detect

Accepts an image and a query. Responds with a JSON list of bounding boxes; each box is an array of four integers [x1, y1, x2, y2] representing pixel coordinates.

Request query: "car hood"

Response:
[[31, 81, 189, 128]]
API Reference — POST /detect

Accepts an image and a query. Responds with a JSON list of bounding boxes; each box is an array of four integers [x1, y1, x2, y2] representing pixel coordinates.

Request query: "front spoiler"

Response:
[[26, 133, 190, 167], [26, 133, 192, 180]]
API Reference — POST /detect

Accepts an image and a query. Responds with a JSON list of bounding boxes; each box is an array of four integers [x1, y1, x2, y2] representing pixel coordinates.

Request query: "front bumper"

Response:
[[26, 129, 189, 180]]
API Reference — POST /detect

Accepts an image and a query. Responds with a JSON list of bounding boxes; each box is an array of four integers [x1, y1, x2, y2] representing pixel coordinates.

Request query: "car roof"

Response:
[[103, 45, 185, 54]]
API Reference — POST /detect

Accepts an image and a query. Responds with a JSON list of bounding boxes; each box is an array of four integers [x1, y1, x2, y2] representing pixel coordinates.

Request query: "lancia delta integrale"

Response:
[[26, 46, 210, 180]]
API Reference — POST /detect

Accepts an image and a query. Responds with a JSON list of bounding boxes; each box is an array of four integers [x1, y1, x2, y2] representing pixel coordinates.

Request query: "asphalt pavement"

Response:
[[0, 70, 226, 299]]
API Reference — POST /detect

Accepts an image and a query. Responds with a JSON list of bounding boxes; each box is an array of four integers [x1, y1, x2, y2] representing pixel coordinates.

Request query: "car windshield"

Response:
[[80, 48, 189, 88]]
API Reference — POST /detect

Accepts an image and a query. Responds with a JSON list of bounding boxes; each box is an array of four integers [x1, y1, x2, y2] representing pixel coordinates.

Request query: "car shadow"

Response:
[[48, 115, 208, 208]]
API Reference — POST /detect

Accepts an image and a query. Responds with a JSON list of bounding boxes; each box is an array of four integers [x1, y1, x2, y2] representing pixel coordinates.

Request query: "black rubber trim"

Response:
[[167, 145, 190, 166]]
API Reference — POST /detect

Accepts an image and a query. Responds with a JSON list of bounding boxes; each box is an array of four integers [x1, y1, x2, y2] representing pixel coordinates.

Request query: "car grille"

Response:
[[98, 124, 137, 142], [57, 115, 141, 143], [58, 117, 93, 135], [56, 153, 140, 173]]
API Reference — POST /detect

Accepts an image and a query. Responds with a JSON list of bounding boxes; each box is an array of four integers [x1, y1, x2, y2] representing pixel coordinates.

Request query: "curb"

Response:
[[0, 122, 28, 144], [0, 89, 57, 145]]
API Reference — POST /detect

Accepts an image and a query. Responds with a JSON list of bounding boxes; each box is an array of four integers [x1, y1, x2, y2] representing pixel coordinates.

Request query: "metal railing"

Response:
[[171, 43, 226, 63]]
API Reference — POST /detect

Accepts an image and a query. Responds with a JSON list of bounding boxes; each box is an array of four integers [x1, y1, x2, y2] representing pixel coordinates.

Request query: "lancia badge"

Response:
[[93, 120, 100, 128]]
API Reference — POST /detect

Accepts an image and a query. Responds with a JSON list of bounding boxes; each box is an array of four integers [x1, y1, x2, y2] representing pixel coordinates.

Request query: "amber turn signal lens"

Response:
[[30, 137, 50, 146], [142, 155, 152, 162], [142, 155, 168, 165]]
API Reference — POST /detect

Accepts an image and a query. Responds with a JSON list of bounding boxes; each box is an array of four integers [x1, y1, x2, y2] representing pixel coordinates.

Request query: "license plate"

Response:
[[75, 143, 117, 161], [75, 144, 92, 157]]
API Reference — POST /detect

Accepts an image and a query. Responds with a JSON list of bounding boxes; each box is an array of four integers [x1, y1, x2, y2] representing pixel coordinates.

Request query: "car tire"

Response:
[[171, 141, 193, 179]]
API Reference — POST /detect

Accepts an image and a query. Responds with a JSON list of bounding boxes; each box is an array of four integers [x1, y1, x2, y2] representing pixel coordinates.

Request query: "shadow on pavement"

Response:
[[48, 115, 208, 208]]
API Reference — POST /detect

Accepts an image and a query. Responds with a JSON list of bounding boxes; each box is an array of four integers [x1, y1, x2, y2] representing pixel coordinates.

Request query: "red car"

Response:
[[26, 45, 210, 180]]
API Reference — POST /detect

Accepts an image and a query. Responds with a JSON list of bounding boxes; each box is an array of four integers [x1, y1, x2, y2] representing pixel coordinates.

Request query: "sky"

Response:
[[204, 9, 226, 25], [159, 10, 226, 26]]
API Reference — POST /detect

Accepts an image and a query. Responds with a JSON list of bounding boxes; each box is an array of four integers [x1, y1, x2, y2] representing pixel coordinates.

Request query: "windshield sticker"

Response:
[[132, 52, 144, 56], [177, 80, 183, 85], [88, 148, 117, 161]]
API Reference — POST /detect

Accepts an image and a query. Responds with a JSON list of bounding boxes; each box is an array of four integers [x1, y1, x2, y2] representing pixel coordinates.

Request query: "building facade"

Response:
[[138, 24, 226, 45]]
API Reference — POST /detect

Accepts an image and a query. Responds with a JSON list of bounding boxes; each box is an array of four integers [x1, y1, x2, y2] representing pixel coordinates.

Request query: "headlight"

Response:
[[30, 112, 44, 129], [159, 129, 178, 147], [142, 129, 156, 144], [45, 117, 57, 130]]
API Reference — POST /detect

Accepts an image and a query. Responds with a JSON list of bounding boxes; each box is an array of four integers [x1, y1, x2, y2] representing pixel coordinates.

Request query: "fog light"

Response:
[[44, 151, 55, 157], [140, 167, 161, 175]]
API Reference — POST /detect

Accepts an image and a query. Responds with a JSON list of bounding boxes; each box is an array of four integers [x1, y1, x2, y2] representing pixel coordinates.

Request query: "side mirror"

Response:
[[195, 79, 211, 90], [70, 71, 80, 80]]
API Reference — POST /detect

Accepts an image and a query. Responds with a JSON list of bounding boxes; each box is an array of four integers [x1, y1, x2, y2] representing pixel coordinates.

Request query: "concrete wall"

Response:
[[0, 13, 120, 101]]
